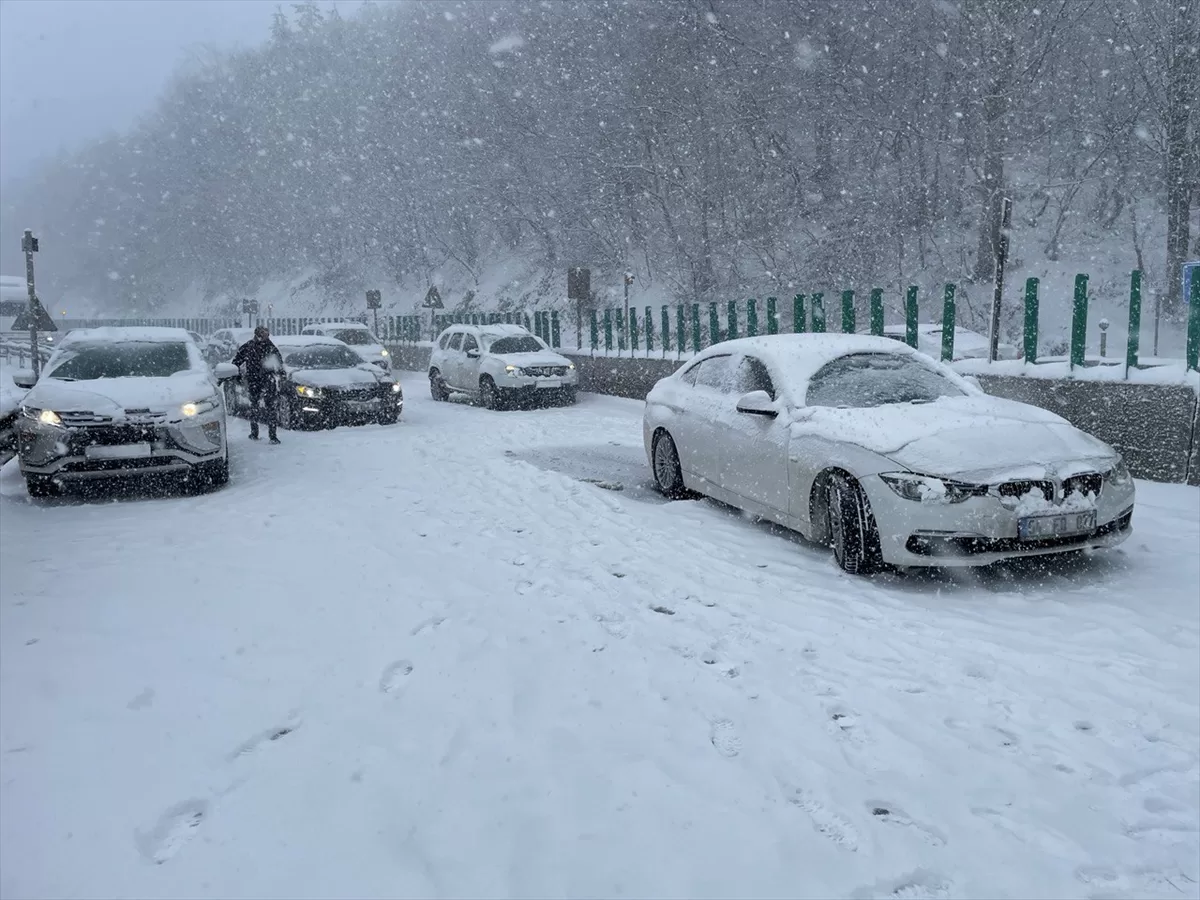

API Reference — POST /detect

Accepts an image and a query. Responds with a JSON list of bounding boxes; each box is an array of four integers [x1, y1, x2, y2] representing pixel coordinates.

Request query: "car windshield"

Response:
[[488, 335, 543, 354], [806, 352, 966, 408], [331, 329, 375, 345], [46, 342, 192, 380], [284, 345, 363, 369]]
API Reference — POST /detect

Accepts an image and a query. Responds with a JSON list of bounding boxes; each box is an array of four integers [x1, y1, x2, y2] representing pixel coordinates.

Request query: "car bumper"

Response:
[[17, 417, 226, 480], [294, 394, 402, 425], [861, 474, 1136, 567]]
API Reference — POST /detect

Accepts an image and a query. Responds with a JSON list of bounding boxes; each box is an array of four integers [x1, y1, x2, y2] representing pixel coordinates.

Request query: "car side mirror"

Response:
[[213, 362, 240, 381], [466, 349, 480, 359], [12, 370, 37, 389], [735, 390, 777, 417]]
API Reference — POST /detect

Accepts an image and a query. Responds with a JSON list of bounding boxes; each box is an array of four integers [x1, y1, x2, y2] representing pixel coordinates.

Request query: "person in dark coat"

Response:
[[232, 325, 284, 443]]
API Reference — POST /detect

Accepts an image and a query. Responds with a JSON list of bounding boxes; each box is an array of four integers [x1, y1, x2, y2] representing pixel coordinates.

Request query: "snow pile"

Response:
[[1, 377, 1197, 899]]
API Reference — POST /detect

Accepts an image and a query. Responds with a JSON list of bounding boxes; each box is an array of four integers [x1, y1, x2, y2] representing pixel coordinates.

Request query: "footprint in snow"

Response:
[[410, 615, 447, 636], [379, 660, 414, 695], [784, 787, 859, 851], [228, 722, 300, 760], [136, 799, 208, 865], [867, 802, 947, 847], [709, 718, 742, 758], [848, 869, 953, 899]]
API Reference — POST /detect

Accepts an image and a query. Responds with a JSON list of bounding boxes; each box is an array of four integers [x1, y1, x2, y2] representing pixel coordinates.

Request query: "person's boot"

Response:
[[269, 429, 281, 445], [249, 423, 260, 440]]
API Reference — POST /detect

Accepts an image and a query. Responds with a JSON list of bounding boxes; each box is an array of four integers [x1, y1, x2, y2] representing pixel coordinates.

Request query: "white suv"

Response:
[[429, 323, 578, 409], [300, 322, 391, 372]]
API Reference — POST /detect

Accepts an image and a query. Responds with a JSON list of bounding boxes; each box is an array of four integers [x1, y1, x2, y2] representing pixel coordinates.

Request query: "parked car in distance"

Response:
[[299, 321, 391, 372], [11, 326, 237, 498], [225, 335, 402, 428], [429, 323, 578, 409], [643, 334, 1134, 575], [203, 327, 255, 368], [881, 323, 1019, 361]]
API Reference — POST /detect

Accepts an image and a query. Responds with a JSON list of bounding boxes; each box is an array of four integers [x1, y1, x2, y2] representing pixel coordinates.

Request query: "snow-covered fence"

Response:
[[0, 336, 51, 368]]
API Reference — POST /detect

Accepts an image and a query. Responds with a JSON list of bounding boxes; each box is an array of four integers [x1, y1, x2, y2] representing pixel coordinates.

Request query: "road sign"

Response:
[[1183, 261, 1199, 305], [242, 298, 259, 315], [568, 267, 591, 300], [12, 297, 57, 332], [366, 289, 382, 309], [422, 286, 444, 309]]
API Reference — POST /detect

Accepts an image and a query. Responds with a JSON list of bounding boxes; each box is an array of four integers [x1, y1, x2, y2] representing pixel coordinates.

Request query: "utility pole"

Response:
[[988, 198, 1012, 362], [22, 229, 41, 379]]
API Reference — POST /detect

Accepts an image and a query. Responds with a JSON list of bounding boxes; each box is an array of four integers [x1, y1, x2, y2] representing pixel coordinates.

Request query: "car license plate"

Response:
[[1018, 510, 1096, 540], [537, 378, 562, 388], [84, 443, 152, 460]]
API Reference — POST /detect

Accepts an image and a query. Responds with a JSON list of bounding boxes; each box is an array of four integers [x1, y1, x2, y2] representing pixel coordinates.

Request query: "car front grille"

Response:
[[331, 385, 383, 401], [1063, 473, 1102, 497], [58, 411, 115, 427], [996, 480, 1054, 502], [67, 424, 165, 452], [523, 366, 567, 377]]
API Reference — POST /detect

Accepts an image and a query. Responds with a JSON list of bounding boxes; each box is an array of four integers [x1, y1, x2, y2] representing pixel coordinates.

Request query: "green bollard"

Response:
[[727, 300, 738, 340], [811, 294, 826, 333], [603, 308, 613, 352], [550, 310, 560, 348], [645, 305, 654, 351], [629, 307, 639, 351], [794, 294, 807, 332], [691, 304, 700, 352], [661, 305, 670, 353], [766, 297, 778, 334], [1070, 274, 1089, 369], [616, 309, 626, 352], [905, 286, 919, 348], [590, 309, 599, 351], [1187, 273, 1200, 371], [941, 284, 956, 362], [747, 298, 758, 337], [869, 288, 884, 336], [1024, 277, 1040, 363], [709, 302, 719, 346], [842, 289, 856, 333]]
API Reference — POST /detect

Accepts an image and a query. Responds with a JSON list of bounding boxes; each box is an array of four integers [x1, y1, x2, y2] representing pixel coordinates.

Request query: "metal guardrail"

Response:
[[0, 335, 52, 368]]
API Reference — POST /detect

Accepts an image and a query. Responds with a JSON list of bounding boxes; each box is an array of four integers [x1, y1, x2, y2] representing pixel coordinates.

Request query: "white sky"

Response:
[[0, 0, 365, 187]]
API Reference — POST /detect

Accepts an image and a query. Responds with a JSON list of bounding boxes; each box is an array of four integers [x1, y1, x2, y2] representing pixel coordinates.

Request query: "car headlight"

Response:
[[1106, 456, 1132, 486], [296, 385, 322, 399], [568, 363, 576, 370], [380, 349, 389, 357], [180, 398, 217, 417], [880, 472, 985, 504], [504, 365, 523, 377], [22, 407, 62, 427], [390, 382, 402, 394]]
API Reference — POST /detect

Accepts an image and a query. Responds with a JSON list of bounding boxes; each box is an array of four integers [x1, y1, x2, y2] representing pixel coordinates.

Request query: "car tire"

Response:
[[828, 474, 884, 576], [651, 431, 689, 499], [429, 369, 450, 402], [480, 376, 503, 411], [25, 475, 59, 499]]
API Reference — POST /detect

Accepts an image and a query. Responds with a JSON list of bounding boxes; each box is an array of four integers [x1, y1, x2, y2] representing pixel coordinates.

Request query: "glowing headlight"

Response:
[[390, 383, 402, 393], [181, 398, 216, 417], [568, 363, 576, 370], [37, 409, 62, 427], [504, 365, 523, 377], [296, 385, 322, 399], [380, 349, 389, 357], [181, 403, 198, 417]]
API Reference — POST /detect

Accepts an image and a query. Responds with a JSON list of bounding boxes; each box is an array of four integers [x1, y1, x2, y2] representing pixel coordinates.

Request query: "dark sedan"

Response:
[[227, 336, 402, 429]]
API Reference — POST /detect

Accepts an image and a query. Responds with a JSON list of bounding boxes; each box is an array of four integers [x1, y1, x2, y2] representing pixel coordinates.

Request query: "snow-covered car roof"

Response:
[[274, 334, 346, 347], [59, 326, 194, 345], [303, 321, 370, 331], [480, 324, 532, 337], [685, 334, 973, 404]]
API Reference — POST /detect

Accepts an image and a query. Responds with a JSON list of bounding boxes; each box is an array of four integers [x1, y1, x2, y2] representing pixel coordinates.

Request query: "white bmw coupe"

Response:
[[643, 335, 1134, 574]]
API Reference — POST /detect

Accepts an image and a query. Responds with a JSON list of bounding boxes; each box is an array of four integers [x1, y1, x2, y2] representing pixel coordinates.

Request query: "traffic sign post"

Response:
[[366, 289, 382, 337], [242, 298, 259, 329], [19, 230, 52, 379]]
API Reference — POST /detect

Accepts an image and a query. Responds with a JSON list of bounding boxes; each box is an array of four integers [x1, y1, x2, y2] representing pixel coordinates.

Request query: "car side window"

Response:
[[438, 333, 452, 350], [694, 355, 733, 392], [678, 363, 700, 386], [734, 356, 775, 399], [448, 333, 463, 351], [462, 334, 478, 353]]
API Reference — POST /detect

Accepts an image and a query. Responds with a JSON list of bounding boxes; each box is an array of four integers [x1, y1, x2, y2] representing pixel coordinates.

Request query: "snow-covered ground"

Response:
[[1, 373, 1197, 900]]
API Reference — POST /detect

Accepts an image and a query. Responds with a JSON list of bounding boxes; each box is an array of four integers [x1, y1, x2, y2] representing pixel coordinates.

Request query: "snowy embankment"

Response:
[[1, 374, 1197, 899]]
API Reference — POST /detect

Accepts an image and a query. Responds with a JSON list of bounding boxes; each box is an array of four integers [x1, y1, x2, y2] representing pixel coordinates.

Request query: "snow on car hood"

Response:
[[490, 350, 572, 367], [793, 394, 1116, 478], [23, 372, 216, 417], [290, 367, 386, 388]]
